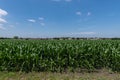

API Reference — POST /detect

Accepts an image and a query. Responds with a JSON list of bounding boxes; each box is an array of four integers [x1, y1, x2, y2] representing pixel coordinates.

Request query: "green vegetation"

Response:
[[0, 39, 120, 72], [0, 70, 120, 80]]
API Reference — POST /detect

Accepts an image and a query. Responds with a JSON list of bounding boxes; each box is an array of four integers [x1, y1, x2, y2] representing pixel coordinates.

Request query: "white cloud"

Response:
[[38, 17, 44, 21], [0, 24, 6, 30], [0, 18, 7, 23], [38, 17, 45, 26], [76, 11, 82, 16], [28, 18, 45, 26], [52, 0, 61, 2], [28, 19, 36, 23], [79, 32, 95, 35], [0, 8, 8, 17], [87, 12, 91, 16], [0, 26, 5, 30], [52, 0, 72, 2], [0, 8, 8, 24], [72, 32, 96, 35], [40, 22, 45, 26], [65, 0, 72, 2]]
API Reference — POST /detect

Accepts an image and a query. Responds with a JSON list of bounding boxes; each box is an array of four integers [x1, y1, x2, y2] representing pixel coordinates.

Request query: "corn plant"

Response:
[[0, 39, 120, 72]]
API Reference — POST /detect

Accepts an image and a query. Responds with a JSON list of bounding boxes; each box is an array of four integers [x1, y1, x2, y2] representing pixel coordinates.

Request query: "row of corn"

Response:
[[0, 39, 120, 72]]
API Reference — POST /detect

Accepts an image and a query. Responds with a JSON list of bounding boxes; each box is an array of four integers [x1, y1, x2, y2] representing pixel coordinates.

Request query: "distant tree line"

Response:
[[1, 36, 120, 40]]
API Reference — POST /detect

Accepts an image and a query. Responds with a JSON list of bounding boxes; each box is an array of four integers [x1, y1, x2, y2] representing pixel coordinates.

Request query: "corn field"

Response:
[[0, 39, 120, 72]]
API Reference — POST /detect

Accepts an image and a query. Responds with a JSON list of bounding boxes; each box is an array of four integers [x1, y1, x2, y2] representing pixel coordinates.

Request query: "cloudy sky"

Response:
[[0, 0, 120, 38]]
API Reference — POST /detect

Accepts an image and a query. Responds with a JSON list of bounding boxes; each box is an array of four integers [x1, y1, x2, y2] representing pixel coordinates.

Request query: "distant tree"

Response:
[[0, 37, 5, 39], [13, 36, 19, 39]]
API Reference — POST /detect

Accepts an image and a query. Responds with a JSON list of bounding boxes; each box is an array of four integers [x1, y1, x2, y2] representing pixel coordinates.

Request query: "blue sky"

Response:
[[0, 0, 120, 38]]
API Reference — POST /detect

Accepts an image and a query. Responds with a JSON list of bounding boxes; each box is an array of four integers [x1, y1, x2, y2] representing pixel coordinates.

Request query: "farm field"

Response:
[[0, 39, 120, 73], [0, 39, 120, 80]]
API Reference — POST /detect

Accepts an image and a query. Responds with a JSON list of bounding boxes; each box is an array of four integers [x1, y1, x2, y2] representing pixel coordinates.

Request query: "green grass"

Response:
[[0, 70, 120, 80]]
